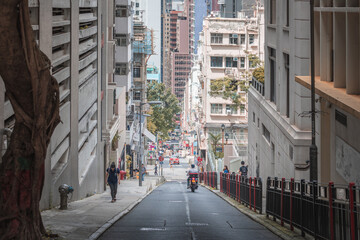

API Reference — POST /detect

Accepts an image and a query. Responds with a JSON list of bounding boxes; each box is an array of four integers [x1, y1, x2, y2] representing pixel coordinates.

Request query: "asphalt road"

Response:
[[99, 181, 280, 240]]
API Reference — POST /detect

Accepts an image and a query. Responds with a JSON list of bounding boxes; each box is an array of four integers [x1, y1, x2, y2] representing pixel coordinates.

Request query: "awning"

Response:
[[143, 128, 156, 143]]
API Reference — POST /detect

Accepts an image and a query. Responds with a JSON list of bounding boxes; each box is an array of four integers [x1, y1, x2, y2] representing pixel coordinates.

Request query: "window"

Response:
[[115, 63, 127, 75], [136, 10, 139, 15], [136, 2, 139, 7], [226, 105, 237, 114], [269, 48, 276, 103], [133, 91, 141, 101], [211, 104, 223, 114], [262, 124, 270, 143], [284, 53, 290, 117], [240, 34, 245, 44], [211, 33, 223, 44], [211, 57, 223, 67], [253, 112, 255, 123], [249, 34, 254, 44], [270, 0, 276, 24], [240, 57, 245, 68], [229, 34, 238, 44], [115, 34, 127, 46], [240, 104, 245, 115], [133, 67, 141, 78], [249, 59, 256, 68], [115, 5, 128, 17], [225, 57, 238, 68]]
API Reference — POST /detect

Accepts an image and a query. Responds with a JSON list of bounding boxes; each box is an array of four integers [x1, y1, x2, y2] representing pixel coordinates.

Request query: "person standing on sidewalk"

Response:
[[106, 162, 120, 203], [141, 164, 146, 181], [238, 161, 248, 177]]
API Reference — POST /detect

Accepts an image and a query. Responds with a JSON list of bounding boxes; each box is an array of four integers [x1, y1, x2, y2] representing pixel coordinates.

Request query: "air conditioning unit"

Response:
[[227, 110, 231, 115], [233, 57, 238, 61]]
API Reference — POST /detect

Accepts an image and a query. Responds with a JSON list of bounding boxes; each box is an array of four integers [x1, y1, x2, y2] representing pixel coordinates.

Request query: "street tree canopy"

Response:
[[146, 82, 181, 140]]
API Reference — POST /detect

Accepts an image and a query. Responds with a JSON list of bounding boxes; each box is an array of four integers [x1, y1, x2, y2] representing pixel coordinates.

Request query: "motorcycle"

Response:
[[188, 173, 199, 192]]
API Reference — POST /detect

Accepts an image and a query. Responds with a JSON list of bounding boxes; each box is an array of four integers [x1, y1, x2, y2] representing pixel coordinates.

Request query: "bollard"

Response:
[[58, 184, 74, 210]]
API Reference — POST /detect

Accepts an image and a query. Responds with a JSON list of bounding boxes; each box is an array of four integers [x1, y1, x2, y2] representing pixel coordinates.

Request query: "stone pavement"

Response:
[[41, 169, 165, 240]]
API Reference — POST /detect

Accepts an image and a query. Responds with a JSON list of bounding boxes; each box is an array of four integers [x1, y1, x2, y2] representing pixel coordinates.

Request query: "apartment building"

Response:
[[199, 14, 263, 171], [0, 0, 114, 209], [248, 0, 312, 181], [295, 1, 360, 185]]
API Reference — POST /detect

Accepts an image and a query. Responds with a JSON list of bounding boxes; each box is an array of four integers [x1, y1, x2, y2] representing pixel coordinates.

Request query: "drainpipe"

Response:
[[309, 0, 318, 182]]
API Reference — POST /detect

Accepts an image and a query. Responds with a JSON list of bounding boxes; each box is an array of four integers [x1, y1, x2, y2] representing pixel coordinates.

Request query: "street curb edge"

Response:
[[88, 178, 166, 240]]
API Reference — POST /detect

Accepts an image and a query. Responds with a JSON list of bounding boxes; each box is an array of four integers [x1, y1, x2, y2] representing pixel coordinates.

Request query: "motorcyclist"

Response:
[[187, 164, 199, 188]]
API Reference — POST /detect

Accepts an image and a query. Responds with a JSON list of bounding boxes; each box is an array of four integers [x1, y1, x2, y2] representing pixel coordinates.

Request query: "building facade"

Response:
[[296, 1, 360, 185], [248, 0, 312, 181], [0, 0, 114, 209], [198, 14, 263, 171]]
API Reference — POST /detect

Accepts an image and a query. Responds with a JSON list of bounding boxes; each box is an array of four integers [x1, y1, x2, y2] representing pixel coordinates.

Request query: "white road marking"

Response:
[[140, 228, 166, 231], [181, 182, 197, 240], [185, 223, 209, 226]]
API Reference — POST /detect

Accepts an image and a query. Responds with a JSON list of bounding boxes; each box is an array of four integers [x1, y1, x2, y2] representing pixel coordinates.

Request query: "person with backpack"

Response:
[[239, 161, 248, 177], [106, 162, 120, 203]]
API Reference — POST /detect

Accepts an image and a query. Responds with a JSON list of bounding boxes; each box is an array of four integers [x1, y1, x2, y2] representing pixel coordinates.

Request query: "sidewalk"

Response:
[[41, 173, 165, 240]]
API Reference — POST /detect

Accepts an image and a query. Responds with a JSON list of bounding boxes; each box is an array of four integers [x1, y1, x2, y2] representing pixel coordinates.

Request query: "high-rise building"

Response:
[[248, 0, 311, 181], [0, 0, 116, 209], [198, 11, 263, 172]]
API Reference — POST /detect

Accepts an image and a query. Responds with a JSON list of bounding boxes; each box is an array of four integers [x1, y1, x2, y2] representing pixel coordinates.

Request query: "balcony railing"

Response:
[[251, 76, 264, 96]]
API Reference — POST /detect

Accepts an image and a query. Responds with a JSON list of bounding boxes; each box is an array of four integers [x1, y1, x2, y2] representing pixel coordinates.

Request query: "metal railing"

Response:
[[266, 178, 360, 240], [200, 172, 217, 189], [251, 76, 264, 96], [220, 173, 263, 214]]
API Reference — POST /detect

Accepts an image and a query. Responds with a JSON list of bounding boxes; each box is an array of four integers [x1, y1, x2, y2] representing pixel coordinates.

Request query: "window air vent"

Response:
[[335, 110, 347, 127]]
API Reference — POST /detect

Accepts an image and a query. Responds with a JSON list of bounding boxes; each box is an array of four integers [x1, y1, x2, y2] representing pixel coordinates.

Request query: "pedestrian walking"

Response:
[[238, 161, 248, 177], [141, 164, 146, 181], [106, 162, 120, 203], [154, 164, 158, 175]]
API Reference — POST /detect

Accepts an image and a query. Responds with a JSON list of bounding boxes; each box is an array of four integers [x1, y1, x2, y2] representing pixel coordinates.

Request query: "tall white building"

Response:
[[0, 0, 118, 209], [248, 0, 312, 181], [198, 11, 264, 172]]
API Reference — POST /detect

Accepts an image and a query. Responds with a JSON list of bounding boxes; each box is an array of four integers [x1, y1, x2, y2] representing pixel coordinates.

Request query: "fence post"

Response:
[[313, 181, 318, 240], [281, 178, 285, 226], [349, 182, 356, 240], [328, 182, 334, 240], [300, 179, 305, 237], [259, 178, 262, 214], [254, 177, 256, 213], [249, 177, 252, 210], [273, 177, 278, 221], [266, 177, 270, 218], [290, 178, 294, 231]]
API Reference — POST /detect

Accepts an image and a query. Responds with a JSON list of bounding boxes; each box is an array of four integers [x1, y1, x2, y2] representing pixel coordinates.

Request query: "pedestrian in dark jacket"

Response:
[[106, 162, 120, 203], [238, 161, 248, 177]]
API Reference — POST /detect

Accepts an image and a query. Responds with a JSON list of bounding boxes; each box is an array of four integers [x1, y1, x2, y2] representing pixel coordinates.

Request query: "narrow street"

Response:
[[99, 159, 280, 240]]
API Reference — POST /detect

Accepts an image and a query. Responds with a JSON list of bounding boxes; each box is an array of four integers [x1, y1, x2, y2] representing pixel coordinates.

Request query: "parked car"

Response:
[[169, 155, 180, 165]]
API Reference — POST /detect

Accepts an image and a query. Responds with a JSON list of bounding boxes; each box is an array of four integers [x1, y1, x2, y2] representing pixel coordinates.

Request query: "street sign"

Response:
[[159, 156, 164, 162], [197, 157, 203, 162], [160, 161, 164, 165]]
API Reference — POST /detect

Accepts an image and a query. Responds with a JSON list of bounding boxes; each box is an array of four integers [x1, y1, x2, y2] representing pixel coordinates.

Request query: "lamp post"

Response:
[[225, 133, 229, 145], [138, 100, 163, 187], [221, 124, 225, 153]]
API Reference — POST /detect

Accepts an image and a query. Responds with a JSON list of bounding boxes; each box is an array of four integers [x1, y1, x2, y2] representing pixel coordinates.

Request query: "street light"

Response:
[[221, 124, 225, 153], [138, 100, 163, 187], [225, 133, 229, 145]]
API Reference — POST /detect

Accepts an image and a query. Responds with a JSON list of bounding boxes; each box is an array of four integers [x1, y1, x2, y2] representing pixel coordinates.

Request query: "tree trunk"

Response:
[[0, 1, 60, 239]]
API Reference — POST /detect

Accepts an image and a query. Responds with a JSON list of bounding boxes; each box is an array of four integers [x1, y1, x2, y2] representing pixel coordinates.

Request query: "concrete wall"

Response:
[[247, 0, 312, 185]]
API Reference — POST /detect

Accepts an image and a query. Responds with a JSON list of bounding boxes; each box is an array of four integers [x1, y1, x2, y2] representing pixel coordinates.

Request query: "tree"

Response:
[[146, 82, 181, 140], [209, 53, 262, 109], [208, 133, 221, 153], [0, 1, 60, 239]]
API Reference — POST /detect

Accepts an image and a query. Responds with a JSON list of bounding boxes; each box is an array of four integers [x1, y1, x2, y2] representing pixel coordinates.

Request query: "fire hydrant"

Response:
[[58, 184, 74, 210]]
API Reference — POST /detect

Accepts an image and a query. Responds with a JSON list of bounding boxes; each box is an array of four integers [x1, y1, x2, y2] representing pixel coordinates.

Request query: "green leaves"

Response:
[[146, 82, 181, 140]]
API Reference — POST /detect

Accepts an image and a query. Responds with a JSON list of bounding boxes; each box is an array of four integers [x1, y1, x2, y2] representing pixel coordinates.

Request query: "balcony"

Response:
[[251, 76, 264, 96]]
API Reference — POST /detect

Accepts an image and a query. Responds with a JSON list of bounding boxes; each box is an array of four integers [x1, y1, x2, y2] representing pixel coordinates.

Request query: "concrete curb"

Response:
[[201, 184, 311, 240], [88, 177, 166, 240]]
